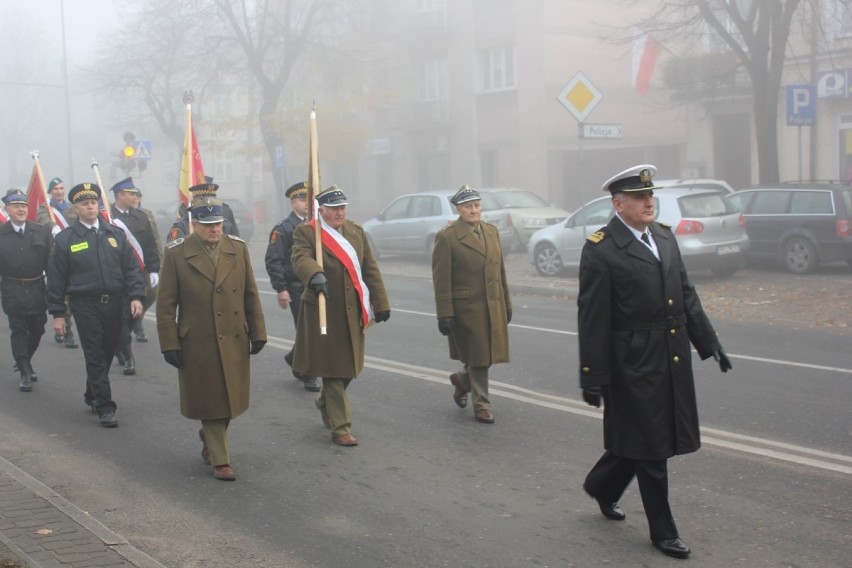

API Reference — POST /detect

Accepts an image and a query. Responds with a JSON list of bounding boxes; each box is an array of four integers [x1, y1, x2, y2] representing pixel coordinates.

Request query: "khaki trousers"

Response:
[[201, 418, 231, 466], [455, 365, 491, 411], [317, 377, 353, 437]]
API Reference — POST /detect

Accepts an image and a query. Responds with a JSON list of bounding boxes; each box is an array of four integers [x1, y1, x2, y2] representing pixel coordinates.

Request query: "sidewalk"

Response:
[[0, 456, 165, 568]]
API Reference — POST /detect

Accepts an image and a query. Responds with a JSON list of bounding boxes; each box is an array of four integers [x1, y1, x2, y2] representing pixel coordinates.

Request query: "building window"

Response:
[[422, 58, 448, 101], [825, 0, 852, 41], [214, 150, 234, 182], [478, 45, 516, 92]]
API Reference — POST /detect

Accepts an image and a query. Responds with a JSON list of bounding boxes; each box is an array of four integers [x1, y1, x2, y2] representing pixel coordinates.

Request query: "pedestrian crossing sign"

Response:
[[134, 140, 152, 161]]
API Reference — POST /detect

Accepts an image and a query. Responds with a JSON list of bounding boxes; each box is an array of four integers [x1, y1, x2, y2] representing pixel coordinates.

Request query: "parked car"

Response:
[[726, 183, 852, 273], [154, 198, 255, 243], [362, 190, 518, 258], [528, 187, 749, 277], [655, 178, 735, 194], [477, 188, 570, 250]]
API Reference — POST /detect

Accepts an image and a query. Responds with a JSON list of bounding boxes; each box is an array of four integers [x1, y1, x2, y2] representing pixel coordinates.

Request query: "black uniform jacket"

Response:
[[264, 211, 305, 292], [111, 205, 161, 274], [46, 219, 146, 316], [577, 217, 720, 461], [0, 221, 52, 315]]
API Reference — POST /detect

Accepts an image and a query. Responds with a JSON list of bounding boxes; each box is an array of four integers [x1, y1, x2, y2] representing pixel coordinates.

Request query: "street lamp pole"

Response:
[[60, 0, 74, 181]]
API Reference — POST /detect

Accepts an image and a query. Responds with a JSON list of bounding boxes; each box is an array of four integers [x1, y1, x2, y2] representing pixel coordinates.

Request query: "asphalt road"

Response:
[[0, 255, 850, 567]]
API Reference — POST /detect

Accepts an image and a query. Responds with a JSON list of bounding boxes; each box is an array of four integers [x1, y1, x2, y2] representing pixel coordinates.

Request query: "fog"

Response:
[[0, 1, 811, 229]]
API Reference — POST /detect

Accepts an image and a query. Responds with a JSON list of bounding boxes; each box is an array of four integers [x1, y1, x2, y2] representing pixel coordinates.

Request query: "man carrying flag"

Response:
[[291, 185, 391, 447], [36, 177, 79, 349]]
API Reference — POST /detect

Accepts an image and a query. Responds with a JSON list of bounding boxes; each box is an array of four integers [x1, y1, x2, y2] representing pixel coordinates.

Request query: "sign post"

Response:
[[786, 84, 816, 182]]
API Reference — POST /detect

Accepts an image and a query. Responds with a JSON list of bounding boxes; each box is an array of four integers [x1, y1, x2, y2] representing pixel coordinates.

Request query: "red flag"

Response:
[[0, 208, 8, 224], [632, 30, 660, 96], [179, 110, 205, 207], [25, 155, 55, 224]]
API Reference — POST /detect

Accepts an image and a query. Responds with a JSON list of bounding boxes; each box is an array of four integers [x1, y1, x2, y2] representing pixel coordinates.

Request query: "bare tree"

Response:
[[639, 0, 805, 184]]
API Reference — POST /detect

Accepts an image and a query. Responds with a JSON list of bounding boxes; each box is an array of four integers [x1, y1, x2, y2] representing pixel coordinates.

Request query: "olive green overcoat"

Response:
[[432, 219, 511, 367], [291, 219, 390, 379], [156, 233, 267, 419]]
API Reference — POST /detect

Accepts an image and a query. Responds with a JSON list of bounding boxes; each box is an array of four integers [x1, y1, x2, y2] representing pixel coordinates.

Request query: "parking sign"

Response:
[[786, 84, 815, 126]]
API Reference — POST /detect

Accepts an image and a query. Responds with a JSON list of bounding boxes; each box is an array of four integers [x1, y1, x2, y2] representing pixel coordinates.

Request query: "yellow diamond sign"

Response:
[[557, 72, 602, 123]]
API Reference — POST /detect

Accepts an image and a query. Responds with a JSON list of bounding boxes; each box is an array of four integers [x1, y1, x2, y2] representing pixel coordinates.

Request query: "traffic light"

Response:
[[121, 132, 137, 173]]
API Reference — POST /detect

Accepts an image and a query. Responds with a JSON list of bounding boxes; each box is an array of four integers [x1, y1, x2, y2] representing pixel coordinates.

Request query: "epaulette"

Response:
[[167, 237, 184, 248], [439, 224, 453, 232], [658, 221, 672, 230], [586, 230, 606, 244], [350, 221, 363, 229], [228, 234, 245, 243]]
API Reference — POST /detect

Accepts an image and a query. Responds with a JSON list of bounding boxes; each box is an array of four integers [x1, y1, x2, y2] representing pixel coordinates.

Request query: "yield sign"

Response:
[[556, 72, 602, 123]]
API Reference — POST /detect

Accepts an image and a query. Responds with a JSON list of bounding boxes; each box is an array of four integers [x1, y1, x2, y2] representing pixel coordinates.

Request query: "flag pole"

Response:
[[309, 108, 327, 335], [183, 92, 195, 235], [90, 158, 112, 223], [29, 151, 56, 225]]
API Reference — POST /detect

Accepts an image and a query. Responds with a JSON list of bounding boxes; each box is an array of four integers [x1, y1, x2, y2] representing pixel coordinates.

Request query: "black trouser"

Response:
[[584, 450, 679, 541], [7, 312, 47, 361], [286, 285, 304, 363], [132, 280, 156, 336], [70, 295, 123, 416]]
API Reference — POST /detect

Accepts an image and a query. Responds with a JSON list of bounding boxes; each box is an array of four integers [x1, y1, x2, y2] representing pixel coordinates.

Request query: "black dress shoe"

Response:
[[55, 332, 64, 343], [284, 350, 294, 367], [596, 500, 625, 520], [303, 377, 321, 392], [83, 396, 97, 414], [652, 538, 690, 558], [99, 412, 118, 428], [64, 332, 78, 349], [135, 330, 148, 343], [123, 356, 136, 376]]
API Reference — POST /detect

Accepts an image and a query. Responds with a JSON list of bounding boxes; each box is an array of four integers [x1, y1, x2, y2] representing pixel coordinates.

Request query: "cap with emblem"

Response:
[[316, 184, 348, 207], [68, 183, 102, 204], [48, 177, 63, 191], [191, 197, 225, 224], [2, 189, 27, 206], [188, 182, 219, 197], [451, 184, 480, 206], [601, 164, 660, 195], [110, 177, 140, 194], [286, 182, 308, 199]]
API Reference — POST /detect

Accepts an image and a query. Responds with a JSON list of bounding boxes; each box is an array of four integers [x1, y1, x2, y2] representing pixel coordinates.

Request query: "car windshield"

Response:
[[678, 193, 736, 218], [487, 190, 549, 209]]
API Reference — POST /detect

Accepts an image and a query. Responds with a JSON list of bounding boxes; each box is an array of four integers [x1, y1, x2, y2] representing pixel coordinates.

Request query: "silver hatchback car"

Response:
[[363, 189, 515, 257], [527, 187, 749, 277]]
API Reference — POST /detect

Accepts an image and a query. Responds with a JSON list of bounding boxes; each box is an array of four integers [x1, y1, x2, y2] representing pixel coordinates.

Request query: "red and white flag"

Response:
[[632, 29, 660, 96], [25, 155, 55, 224]]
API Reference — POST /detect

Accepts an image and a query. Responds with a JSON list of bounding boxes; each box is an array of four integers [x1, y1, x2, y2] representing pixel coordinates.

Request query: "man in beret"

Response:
[[47, 183, 146, 428], [0, 189, 52, 392], [431, 184, 511, 424], [577, 164, 733, 559], [291, 185, 391, 447], [167, 182, 239, 243], [37, 177, 78, 349], [130, 188, 163, 343], [109, 177, 161, 375], [264, 181, 320, 391], [156, 197, 266, 481]]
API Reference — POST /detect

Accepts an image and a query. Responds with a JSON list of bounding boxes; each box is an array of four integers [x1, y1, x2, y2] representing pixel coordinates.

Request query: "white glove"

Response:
[[149, 272, 159, 287]]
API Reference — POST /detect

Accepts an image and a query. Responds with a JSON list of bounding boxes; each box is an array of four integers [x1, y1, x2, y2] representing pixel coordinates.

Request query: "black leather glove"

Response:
[[582, 386, 602, 408], [308, 272, 329, 298], [713, 348, 732, 373], [374, 310, 391, 323], [250, 340, 266, 355], [163, 350, 183, 369], [506, 308, 513, 324], [438, 316, 455, 336]]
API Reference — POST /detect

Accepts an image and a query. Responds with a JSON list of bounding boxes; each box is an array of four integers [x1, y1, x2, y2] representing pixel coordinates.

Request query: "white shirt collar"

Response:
[[614, 213, 650, 240], [11, 222, 25, 233]]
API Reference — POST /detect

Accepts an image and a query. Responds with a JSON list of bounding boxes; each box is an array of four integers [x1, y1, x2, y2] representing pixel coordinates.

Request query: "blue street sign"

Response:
[[786, 85, 815, 126], [274, 144, 285, 169], [134, 140, 152, 160]]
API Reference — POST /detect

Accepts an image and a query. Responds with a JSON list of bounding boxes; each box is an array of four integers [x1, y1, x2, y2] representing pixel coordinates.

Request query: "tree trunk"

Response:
[[752, 79, 781, 184]]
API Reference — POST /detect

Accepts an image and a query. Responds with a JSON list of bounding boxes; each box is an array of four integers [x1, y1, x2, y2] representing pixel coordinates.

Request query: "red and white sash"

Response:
[[310, 217, 373, 328], [49, 207, 68, 236], [111, 217, 146, 272]]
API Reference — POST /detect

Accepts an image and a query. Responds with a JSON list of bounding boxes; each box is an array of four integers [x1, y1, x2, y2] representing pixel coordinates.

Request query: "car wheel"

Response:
[[367, 235, 381, 260], [782, 237, 818, 274], [710, 265, 738, 278], [534, 243, 563, 276]]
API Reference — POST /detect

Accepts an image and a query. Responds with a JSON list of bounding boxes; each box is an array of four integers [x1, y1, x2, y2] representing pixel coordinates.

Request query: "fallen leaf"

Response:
[[34, 528, 53, 535]]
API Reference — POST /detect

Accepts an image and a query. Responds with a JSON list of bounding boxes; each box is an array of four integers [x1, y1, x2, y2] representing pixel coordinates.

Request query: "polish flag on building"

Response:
[[632, 29, 660, 96]]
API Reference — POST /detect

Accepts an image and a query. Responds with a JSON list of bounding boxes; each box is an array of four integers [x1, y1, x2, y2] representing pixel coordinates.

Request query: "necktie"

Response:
[[641, 232, 650, 245], [473, 227, 482, 241], [18, 228, 23, 236]]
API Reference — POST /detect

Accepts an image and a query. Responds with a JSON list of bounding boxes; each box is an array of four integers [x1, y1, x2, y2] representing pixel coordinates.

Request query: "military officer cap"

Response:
[[110, 177, 140, 194], [68, 182, 102, 203], [451, 184, 480, 206], [2, 189, 28, 205], [316, 184, 348, 207], [48, 177, 63, 191], [285, 181, 308, 199], [191, 197, 225, 224], [602, 164, 660, 195], [188, 182, 219, 196]]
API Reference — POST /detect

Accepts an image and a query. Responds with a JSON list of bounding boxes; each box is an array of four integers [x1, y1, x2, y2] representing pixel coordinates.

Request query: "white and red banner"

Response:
[[632, 29, 660, 96]]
